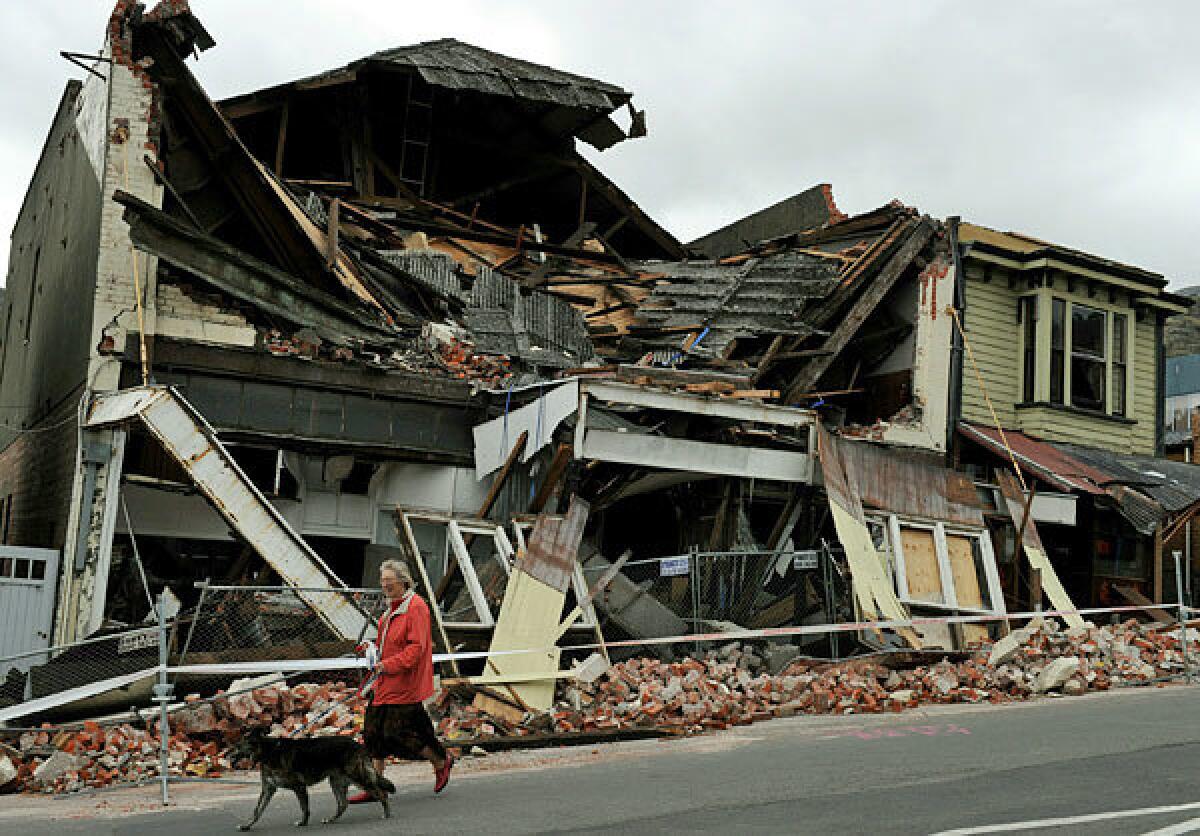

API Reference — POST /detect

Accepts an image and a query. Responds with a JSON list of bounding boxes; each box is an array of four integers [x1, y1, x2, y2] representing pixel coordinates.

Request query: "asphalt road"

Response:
[[13, 685, 1200, 835]]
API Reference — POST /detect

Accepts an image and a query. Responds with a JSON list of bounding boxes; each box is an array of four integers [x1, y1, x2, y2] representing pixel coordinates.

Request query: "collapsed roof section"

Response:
[[217, 38, 682, 261]]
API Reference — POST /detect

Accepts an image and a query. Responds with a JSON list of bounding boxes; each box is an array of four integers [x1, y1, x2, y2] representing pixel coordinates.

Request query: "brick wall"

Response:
[[0, 390, 83, 552], [155, 281, 256, 347]]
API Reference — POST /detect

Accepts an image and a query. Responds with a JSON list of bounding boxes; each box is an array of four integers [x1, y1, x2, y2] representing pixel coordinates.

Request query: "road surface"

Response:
[[5, 684, 1200, 834]]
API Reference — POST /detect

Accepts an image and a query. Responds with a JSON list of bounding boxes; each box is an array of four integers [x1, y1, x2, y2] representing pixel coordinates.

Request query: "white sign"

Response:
[[660, 556, 690, 577], [792, 551, 819, 571], [117, 632, 159, 655]]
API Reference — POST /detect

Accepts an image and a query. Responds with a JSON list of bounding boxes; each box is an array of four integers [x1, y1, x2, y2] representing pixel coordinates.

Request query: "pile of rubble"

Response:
[[2, 617, 1195, 794]]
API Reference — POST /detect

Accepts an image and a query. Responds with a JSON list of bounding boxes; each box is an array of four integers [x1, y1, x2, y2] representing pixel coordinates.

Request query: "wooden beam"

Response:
[[529, 444, 572, 514], [1154, 525, 1164, 603], [784, 219, 934, 401], [326, 198, 339, 268], [274, 100, 289, 177]]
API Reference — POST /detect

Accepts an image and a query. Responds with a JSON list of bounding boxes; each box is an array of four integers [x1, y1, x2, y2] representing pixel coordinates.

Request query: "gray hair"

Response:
[[378, 558, 413, 588]]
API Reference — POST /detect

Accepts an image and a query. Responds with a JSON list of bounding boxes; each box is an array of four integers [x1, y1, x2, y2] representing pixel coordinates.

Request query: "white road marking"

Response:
[[1141, 816, 1200, 836], [931, 801, 1200, 834]]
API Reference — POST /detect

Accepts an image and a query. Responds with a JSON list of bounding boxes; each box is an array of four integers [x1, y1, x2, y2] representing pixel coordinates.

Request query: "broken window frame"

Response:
[[395, 510, 598, 631], [867, 513, 1005, 617]]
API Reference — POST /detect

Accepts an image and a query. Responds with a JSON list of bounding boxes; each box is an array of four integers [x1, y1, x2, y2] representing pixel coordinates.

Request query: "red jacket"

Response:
[[373, 592, 435, 705]]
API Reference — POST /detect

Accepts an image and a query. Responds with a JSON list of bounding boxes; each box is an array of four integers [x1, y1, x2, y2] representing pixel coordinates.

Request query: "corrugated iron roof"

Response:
[[1052, 442, 1200, 515], [959, 422, 1200, 535], [957, 423, 1108, 495]]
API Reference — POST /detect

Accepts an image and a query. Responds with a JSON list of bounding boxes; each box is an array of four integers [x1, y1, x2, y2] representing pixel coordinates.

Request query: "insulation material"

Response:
[[816, 425, 921, 648], [473, 381, 579, 479], [997, 470, 1085, 630]]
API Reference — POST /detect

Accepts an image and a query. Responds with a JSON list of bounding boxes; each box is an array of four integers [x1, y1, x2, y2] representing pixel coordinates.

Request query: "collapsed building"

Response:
[[0, 0, 1195, 718]]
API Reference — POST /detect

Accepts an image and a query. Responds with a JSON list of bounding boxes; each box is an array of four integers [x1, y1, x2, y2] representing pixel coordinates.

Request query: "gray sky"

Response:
[[1, 1, 1197, 285]]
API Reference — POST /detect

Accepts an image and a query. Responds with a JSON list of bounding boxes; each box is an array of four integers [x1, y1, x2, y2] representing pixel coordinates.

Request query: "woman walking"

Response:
[[349, 559, 452, 803]]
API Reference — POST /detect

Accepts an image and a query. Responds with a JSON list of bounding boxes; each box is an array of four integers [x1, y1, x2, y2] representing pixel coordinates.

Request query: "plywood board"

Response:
[[945, 535, 984, 608], [481, 570, 563, 710], [900, 528, 943, 604]]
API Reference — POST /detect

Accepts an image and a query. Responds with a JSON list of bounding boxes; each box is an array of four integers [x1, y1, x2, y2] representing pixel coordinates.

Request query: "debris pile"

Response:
[[3, 617, 1195, 794], [3, 677, 368, 795]]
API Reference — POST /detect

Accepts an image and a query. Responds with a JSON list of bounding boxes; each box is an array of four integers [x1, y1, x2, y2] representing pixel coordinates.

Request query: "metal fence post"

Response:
[[690, 546, 700, 657], [1174, 551, 1191, 684], [153, 592, 174, 806]]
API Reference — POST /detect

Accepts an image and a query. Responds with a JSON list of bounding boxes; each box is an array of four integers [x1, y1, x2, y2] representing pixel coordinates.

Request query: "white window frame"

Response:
[[869, 513, 1006, 616], [397, 510, 597, 631]]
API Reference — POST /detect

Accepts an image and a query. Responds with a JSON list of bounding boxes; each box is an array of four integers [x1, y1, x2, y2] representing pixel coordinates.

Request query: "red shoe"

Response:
[[347, 790, 374, 804], [434, 753, 454, 793]]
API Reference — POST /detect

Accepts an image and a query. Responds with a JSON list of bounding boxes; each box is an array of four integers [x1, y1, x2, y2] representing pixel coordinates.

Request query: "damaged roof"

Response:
[[364, 39, 631, 111], [628, 252, 842, 356], [960, 422, 1200, 535]]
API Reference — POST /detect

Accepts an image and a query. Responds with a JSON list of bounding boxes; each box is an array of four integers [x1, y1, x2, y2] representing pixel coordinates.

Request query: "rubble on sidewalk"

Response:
[[4, 616, 1197, 795]]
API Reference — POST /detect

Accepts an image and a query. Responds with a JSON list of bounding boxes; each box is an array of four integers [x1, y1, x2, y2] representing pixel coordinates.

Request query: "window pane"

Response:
[[1072, 356, 1106, 411], [1071, 304, 1107, 410], [0, 557, 10, 577], [14, 559, 29, 579], [1050, 300, 1066, 404], [30, 559, 46, 581], [1021, 298, 1037, 402], [1113, 363, 1127, 416], [946, 534, 993, 611], [1112, 313, 1127, 363], [1071, 304, 1106, 358], [1051, 299, 1066, 349]]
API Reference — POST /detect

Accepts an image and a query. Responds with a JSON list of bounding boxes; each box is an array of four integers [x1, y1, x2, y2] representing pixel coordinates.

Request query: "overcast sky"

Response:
[[1, 1, 1197, 286]]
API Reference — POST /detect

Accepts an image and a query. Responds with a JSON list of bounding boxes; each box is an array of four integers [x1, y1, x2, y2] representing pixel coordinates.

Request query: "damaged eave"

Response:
[[115, 189, 411, 344], [133, 19, 342, 288]]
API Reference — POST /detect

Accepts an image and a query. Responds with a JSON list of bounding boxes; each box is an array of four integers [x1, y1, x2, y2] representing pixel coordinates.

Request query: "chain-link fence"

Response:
[[580, 547, 852, 655], [0, 625, 166, 715], [177, 585, 387, 671]]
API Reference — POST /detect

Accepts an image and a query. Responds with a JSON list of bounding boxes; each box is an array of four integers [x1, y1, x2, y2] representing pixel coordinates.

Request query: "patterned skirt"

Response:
[[363, 702, 445, 760]]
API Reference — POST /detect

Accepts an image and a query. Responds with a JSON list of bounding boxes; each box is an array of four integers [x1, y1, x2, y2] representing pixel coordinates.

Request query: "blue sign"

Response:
[[660, 556, 690, 577]]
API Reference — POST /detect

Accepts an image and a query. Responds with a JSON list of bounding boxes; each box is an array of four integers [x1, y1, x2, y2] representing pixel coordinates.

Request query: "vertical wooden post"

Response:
[[1154, 526, 1164, 603], [274, 101, 289, 177], [1030, 567, 1042, 613]]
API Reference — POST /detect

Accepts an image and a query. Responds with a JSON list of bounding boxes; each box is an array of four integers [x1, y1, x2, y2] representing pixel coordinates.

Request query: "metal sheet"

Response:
[[838, 441, 985, 527], [581, 380, 815, 428], [580, 429, 812, 483], [472, 381, 579, 479], [515, 497, 589, 594]]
